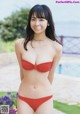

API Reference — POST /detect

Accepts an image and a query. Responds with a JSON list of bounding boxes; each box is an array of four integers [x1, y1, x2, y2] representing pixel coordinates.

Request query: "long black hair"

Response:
[[24, 4, 57, 50]]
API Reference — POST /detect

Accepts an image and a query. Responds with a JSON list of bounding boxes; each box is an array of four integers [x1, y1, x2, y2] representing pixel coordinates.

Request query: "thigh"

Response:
[[36, 97, 53, 114], [17, 98, 34, 114]]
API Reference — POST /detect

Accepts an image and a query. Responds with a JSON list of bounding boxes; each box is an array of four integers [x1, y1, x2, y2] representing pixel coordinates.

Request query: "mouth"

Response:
[[34, 26, 41, 30]]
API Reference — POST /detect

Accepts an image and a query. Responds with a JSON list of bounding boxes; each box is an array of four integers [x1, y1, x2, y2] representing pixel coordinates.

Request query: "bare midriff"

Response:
[[18, 69, 53, 98]]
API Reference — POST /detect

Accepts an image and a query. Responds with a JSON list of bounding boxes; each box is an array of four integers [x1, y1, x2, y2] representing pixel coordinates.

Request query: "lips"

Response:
[[34, 26, 41, 30]]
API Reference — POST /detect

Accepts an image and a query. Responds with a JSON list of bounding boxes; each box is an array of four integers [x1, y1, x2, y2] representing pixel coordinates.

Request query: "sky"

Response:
[[0, 0, 80, 22]]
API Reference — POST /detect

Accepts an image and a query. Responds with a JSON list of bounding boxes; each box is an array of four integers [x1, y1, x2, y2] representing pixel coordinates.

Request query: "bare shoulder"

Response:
[[51, 41, 62, 54], [15, 38, 24, 46], [15, 38, 25, 53]]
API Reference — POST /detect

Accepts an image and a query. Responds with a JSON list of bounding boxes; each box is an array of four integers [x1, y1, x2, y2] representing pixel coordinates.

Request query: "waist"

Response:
[[21, 78, 52, 88], [18, 83, 53, 98], [22, 74, 51, 85]]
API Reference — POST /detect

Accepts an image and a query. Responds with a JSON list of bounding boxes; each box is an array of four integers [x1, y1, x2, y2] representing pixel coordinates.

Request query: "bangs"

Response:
[[32, 12, 46, 19], [30, 5, 48, 20]]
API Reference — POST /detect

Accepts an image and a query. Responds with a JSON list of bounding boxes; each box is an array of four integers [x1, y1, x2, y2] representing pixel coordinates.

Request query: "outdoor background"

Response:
[[0, 0, 80, 114]]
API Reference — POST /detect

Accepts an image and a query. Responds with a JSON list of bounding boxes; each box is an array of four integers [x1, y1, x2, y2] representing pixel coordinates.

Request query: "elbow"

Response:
[[20, 75, 24, 81], [20, 69, 24, 81], [48, 75, 54, 84]]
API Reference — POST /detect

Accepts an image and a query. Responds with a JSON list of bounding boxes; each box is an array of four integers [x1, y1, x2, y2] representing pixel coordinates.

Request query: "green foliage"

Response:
[[0, 8, 30, 41], [54, 100, 80, 114], [0, 92, 17, 108], [0, 38, 16, 52]]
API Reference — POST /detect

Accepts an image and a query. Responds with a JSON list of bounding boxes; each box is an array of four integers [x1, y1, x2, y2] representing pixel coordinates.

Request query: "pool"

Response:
[[56, 63, 80, 78]]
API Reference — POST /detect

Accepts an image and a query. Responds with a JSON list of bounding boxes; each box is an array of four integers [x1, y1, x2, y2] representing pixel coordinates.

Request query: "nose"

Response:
[[35, 20, 40, 26]]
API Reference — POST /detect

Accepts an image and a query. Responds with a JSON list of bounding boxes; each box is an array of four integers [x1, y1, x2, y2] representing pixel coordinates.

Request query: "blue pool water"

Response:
[[56, 63, 80, 78]]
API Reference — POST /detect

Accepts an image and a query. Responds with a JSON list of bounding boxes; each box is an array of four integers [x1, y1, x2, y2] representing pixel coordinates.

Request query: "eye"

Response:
[[39, 18, 45, 21], [31, 17, 36, 21]]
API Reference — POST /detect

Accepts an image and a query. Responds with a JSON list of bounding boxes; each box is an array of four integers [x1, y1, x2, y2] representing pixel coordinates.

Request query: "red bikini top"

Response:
[[21, 59, 53, 72]]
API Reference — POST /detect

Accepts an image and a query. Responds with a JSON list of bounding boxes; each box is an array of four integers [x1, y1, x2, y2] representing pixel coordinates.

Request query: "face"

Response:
[[30, 13, 48, 34]]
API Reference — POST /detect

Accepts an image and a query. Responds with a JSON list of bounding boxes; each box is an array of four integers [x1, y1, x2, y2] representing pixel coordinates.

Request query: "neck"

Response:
[[33, 33, 47, 41]]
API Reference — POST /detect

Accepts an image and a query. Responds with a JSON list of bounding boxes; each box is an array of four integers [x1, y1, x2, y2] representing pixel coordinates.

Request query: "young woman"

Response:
[[15, 4, 62, 114]]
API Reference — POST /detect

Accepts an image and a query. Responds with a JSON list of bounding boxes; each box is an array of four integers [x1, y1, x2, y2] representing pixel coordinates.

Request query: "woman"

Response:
[[15, 4, 62, 114]]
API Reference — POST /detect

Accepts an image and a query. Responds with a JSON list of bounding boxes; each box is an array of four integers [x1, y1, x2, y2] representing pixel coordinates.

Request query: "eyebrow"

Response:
[[31, 16, 36, 18], [31, 16, 45, 19]]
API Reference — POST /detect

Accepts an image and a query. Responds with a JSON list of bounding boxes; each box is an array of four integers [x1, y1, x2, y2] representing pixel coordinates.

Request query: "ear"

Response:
[[47, 23, 49, 26]]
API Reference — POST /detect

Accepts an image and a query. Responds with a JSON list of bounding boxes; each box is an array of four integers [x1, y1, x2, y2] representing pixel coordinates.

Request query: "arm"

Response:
[[48, 44, 62, 84], [15, 39, 24, 81]]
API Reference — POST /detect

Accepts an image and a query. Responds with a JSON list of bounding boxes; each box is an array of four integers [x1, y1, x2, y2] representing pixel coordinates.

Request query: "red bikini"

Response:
[[21, 58, 53, 72], [18, 94, 53, 111], [18, 58, 53, 111]]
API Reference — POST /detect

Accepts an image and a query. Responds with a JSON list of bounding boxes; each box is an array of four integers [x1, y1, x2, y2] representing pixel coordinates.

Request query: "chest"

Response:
[[22, 43, 55, 64]]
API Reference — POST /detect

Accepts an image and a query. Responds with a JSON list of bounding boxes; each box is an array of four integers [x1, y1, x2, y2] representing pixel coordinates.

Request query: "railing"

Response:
[[56, 36, 80, 77], [57, 35, 80, 55]]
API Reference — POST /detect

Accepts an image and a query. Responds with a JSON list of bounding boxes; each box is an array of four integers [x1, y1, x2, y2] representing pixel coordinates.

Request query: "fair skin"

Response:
[[15, 15, 62, 114]]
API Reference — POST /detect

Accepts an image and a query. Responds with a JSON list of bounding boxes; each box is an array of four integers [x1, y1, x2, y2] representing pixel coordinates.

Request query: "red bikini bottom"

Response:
[[18, 94, 53, 111]]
